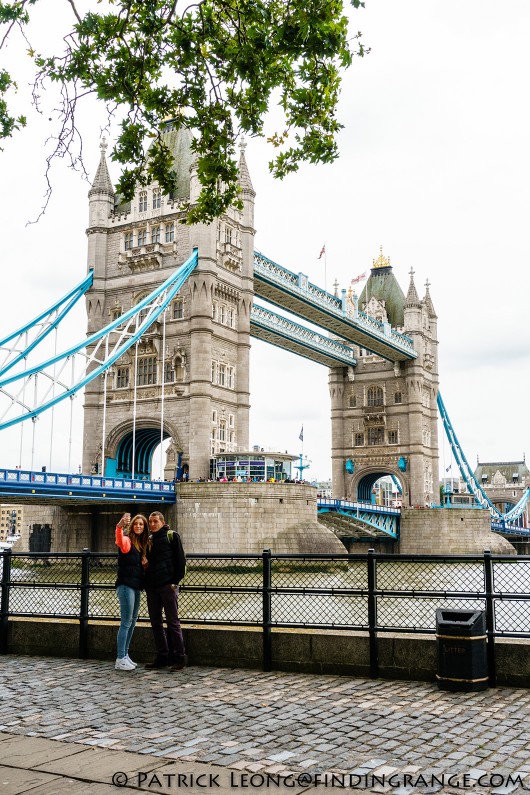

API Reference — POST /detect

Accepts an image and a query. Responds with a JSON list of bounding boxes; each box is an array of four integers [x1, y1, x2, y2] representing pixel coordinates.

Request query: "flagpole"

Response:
[[324, 247, 327, 292]]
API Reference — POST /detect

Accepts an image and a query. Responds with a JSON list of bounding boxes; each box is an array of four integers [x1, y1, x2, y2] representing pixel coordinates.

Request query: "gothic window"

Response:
[[354, 432, 364, 447], [228, 413, 235, 428], [349, 395, 356, 408], [367, 427, 385, 446], [175, 356, 185, 382], [212, 302, 218, 321], [137, 356, 157, 386], [394, 392, 402, 404], [367, 386, 384, 407], [165, 223, 174, 242], [138, 307, 148, 325], [211, 430, 216, 454], [212, 410, 217, 423], [139, 191, 148, 212], [124, 232, 134, 250], [151, 225, 160, 244], [152, 188, 161, 209], [116, 367, 129, 389], [173, 300, 183, 320], [225, 225, 232, 244], [137, 228, 147, 247], [219, 421, 226, 442], [211, 361, 217, 383], [388, 430, 398, 445], [219, 304, 226, 324], [164, 362, 175, 383], [227, 366, 235, 389], [227, 308, 235, 328], [218, 363, 226, 386]]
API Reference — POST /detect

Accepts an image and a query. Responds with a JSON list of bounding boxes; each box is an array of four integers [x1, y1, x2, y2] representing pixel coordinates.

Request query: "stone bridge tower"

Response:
[[83, 125, 255, 480], [330, 248, 439, 507]]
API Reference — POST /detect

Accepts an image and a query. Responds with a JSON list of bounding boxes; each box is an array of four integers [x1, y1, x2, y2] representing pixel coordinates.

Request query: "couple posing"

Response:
[[115, 510, 187, 672]]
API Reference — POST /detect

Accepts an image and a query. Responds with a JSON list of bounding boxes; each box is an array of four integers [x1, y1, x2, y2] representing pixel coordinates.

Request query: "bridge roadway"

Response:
[[253, 252, 417, 363], [0, 467, 174, 505], [250, 304, 357, 368]]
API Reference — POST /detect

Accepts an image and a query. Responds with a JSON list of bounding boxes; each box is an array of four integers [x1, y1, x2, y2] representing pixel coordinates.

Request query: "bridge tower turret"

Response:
[[330, 249, 439, 507], [82, 126, 255, 481]]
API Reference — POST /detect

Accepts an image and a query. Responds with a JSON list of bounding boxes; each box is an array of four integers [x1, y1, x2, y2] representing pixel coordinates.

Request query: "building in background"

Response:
[[0, 504, 24, 542]]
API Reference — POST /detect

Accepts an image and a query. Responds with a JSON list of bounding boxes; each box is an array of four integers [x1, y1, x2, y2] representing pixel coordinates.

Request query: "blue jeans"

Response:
[[116, 584, 141, 659]]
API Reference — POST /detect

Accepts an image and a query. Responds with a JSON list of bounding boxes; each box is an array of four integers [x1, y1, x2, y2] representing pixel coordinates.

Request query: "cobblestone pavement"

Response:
[[1, 655, 530, 794]]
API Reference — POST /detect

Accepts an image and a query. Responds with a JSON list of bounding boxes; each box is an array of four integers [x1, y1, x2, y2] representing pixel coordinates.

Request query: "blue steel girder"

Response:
[[437, 392, 530, 525], [0, 251, 198, 430], [0, 466, 175, 504], [0, 270, 93, 378], [318, 499, 399, 539], [253, 252, 416, 363], [250, 303, 357, 368], [491, 520, 530, 538]]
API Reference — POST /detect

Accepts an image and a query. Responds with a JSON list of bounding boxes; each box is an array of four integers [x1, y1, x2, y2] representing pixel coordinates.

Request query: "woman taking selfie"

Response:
[[115, 512, 149, 671]]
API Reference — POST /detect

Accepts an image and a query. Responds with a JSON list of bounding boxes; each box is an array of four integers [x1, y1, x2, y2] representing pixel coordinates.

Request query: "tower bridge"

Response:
[[0, 123, 528, 554]]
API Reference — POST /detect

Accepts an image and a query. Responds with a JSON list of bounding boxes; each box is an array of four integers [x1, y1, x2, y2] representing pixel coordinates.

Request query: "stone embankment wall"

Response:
[[17, 483, 344, 555], [399, 507, 516, 555], [176, 482, 345, 554], [6, 619, 530, 688]]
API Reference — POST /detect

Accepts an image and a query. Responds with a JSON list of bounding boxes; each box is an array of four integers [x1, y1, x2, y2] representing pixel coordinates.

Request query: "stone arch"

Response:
[[104, 418, 183, 479], [350, 466, 407, 505]]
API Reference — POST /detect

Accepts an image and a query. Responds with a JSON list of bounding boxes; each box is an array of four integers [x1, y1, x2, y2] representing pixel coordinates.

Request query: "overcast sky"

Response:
[[1, 1, 529, 482]]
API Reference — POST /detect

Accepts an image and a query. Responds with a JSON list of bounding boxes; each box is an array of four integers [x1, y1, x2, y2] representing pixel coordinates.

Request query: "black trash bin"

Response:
[[435, 609, 488, 692]]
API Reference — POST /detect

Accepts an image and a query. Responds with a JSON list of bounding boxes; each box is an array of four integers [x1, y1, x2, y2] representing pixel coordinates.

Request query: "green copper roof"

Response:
[[160, 121, 194, 201], [358, 250, 406, 327]]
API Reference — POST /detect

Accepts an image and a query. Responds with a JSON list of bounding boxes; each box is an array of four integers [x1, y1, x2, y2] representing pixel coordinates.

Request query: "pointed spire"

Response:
[[89, 138, 114, 196], [238, 137, 255, 194], [405, 267, 421, 307], [423, 278, 437, 318]]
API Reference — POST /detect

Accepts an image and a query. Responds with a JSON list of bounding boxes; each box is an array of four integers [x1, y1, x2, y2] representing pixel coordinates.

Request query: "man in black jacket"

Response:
[[143, 511, 187, 671]]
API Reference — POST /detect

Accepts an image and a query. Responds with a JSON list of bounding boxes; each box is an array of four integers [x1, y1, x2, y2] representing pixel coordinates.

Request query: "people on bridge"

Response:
[[143, 511, 187, 672], [114, 512, 149, 671]]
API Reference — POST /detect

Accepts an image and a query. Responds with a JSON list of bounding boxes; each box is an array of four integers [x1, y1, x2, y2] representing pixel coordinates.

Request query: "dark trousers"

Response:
[[145, 583, 186, 660]]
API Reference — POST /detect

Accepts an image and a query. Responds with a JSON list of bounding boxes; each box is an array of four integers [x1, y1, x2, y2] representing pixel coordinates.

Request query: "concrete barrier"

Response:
[[4, 618, 530, 687]]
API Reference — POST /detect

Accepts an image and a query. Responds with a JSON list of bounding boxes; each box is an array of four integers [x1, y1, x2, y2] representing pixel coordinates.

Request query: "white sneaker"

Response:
[[126, 655, 138, 668], [115, 657, 135, 671]]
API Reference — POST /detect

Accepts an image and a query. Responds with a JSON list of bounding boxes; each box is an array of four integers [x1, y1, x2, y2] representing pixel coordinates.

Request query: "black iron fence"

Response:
[[2, 548, 530, 684]]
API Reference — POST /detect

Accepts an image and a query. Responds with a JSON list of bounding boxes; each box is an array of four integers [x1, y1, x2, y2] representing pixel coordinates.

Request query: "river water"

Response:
[[3, 556, 530, 635]]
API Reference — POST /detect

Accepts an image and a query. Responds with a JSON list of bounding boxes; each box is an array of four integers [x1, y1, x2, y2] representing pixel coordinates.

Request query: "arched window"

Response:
[[367, 386, 384, 407], [394, 391, 402, 404], [349, 394, 356, 408]]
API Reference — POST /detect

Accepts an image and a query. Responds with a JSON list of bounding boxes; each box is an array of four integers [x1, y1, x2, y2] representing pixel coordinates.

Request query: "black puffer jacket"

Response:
[[144, 525, 177, 588], [116, 543, 144, 591]]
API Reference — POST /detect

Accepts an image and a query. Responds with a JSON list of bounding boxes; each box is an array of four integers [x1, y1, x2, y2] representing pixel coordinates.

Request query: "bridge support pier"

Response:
[[398, 507, 515, 555]]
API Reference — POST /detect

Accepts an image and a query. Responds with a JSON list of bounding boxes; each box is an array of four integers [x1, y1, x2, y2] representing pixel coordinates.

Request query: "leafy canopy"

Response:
[[0, 0, 367, 222]]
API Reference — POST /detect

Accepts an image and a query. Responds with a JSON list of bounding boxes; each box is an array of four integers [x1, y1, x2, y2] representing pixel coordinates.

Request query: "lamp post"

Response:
[[295, 453, 311, 482]]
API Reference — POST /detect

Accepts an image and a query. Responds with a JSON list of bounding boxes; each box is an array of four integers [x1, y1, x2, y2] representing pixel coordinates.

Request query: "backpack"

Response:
[[167, 529, 187, 583]]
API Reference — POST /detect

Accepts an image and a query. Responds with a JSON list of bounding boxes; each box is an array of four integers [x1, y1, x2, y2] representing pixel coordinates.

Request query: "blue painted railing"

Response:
[[0, 467, 175, 503]]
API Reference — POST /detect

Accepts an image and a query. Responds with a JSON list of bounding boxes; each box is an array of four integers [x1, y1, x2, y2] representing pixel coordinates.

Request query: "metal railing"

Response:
[[2, 548, 530, 685]]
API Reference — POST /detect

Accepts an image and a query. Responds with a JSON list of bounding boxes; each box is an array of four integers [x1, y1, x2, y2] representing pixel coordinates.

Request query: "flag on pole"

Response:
[[350, 272, 366, 285], [299, 426, 304, 442], [318, 244, 326, 260]]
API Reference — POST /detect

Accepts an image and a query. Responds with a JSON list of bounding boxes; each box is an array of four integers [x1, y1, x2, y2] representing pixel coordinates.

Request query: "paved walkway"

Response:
[[1, 655, 530, 795]]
